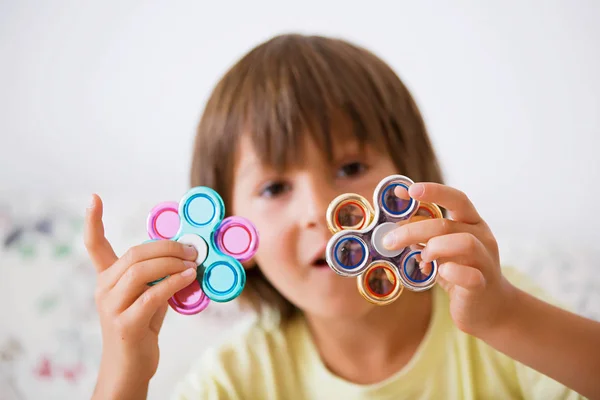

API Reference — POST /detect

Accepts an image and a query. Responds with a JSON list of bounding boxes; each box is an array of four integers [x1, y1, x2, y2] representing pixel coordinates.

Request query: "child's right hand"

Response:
[[84, 194, 198, 399]]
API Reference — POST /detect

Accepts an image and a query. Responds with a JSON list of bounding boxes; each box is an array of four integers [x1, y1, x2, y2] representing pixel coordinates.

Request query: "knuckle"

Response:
[[165, 239, 183, 255], [457, 189, 469, 203], [141, 290, 155, 307], [165, 273, 186, 293], [124, 246, 141, 265], [440, 218, 452, 233], [124, 263, 142, 284], [464, 233, 479, 249]]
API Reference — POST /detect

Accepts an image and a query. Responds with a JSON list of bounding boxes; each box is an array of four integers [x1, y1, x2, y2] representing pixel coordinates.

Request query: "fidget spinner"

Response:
[[325, 175, 443, 305], [146, 186, 259, 315]]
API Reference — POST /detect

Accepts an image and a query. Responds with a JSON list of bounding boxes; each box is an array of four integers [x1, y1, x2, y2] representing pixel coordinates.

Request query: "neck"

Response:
[[304, 289, 433, 384]]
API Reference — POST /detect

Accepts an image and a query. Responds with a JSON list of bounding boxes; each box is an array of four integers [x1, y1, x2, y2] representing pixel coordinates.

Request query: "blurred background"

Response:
[[1, 1, 599, 399]]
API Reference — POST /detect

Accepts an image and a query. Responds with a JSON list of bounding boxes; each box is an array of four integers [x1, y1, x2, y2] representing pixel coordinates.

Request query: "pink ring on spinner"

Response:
[[215, 216, 259, 262], [168, 279, 210, 315], [147, 201, 181, 240]]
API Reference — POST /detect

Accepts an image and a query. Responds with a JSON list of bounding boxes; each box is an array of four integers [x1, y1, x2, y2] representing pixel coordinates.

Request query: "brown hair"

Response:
[[190, 33, 444, 321]]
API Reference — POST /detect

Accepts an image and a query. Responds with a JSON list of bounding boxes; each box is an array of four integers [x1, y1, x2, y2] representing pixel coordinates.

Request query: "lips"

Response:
[[309, 244, 330, 268], [312, 257, 329, 268]]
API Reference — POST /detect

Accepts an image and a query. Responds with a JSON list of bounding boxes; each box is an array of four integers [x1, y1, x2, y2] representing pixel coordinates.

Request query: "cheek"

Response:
[[253, 222, 308, 304], [253, 219, 295, 271]]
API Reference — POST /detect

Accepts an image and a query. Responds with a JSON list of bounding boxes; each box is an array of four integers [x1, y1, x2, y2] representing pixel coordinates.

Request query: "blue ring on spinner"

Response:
[[333, 237, 366, 269], [183, 193, 216, 227], [403, 251, 433, 283], [204, 261, 239, 298], [381, 183, 413, 215]]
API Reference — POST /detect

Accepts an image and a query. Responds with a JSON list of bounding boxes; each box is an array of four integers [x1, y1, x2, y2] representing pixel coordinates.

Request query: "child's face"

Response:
[[231, 131, 399, 319]]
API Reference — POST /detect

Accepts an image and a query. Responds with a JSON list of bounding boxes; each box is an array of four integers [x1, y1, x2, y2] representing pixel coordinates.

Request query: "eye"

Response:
[[259, 181, 291, 198], [337, 161, 368, 178]]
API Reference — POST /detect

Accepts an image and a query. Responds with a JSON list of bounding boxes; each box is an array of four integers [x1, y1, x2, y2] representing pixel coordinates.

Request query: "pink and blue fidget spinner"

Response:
[[325, 175, 443, 305], [146, 186, 259, 315]]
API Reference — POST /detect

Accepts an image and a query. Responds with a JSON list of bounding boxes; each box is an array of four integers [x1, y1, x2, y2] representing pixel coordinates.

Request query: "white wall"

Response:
[[1, 1, 599, 398], [1, 0, 599, 247]]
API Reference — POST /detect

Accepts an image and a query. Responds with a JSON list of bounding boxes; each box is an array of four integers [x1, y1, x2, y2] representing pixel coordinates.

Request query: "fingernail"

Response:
[[410, 184, 424, 197], [183, 260, 197, 268], [184, 245, 198, 259], [383, 234, 395, 249], [181, 268, 196, 277]]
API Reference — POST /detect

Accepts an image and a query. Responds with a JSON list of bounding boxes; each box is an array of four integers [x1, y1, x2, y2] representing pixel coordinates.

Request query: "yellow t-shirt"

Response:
[[171, 268, 584, 399]]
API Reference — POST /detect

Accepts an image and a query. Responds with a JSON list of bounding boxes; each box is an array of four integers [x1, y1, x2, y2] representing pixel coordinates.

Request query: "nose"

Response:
[[298, 175, 336, 230]]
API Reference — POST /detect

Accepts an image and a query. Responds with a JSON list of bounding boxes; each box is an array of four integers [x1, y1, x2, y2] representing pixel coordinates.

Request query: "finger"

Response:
[[434, 270, 453, 292], [84, 194, 118, 272], [383, 218, 474, 251], [438, 262, 486, 291], [393, 185, 411, 200], [108, 256, 197, 312], [122, 267, 197, 328], [101, 240, 198, 290], [408, 183, 481, 224], [421, 232, 493, 277]]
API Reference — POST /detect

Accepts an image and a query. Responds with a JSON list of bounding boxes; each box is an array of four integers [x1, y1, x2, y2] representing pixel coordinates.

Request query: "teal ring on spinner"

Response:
[[183, 193, 217, 227], [202, 261, 246, 302]]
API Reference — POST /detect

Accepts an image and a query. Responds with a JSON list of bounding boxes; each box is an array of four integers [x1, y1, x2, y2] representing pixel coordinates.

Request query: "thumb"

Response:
[[84, 194, 118, 272]]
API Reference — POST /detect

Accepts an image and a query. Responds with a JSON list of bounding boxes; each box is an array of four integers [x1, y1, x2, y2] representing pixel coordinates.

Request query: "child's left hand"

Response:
[[383, 182, 517, 337]]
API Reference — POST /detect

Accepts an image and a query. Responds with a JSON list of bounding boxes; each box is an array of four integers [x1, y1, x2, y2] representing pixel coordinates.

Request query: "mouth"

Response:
[[312, 257, 329, 268], [310, 245, 330, 268], [308, 241, 329, 270]]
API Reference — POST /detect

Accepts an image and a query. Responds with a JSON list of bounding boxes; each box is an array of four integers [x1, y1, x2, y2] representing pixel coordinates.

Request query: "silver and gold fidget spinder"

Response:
[[325, 175, 443, 305]]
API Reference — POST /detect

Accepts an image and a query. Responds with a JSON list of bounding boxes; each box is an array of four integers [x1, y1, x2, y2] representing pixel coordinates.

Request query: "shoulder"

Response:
[[170, 311, 304, 400]]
